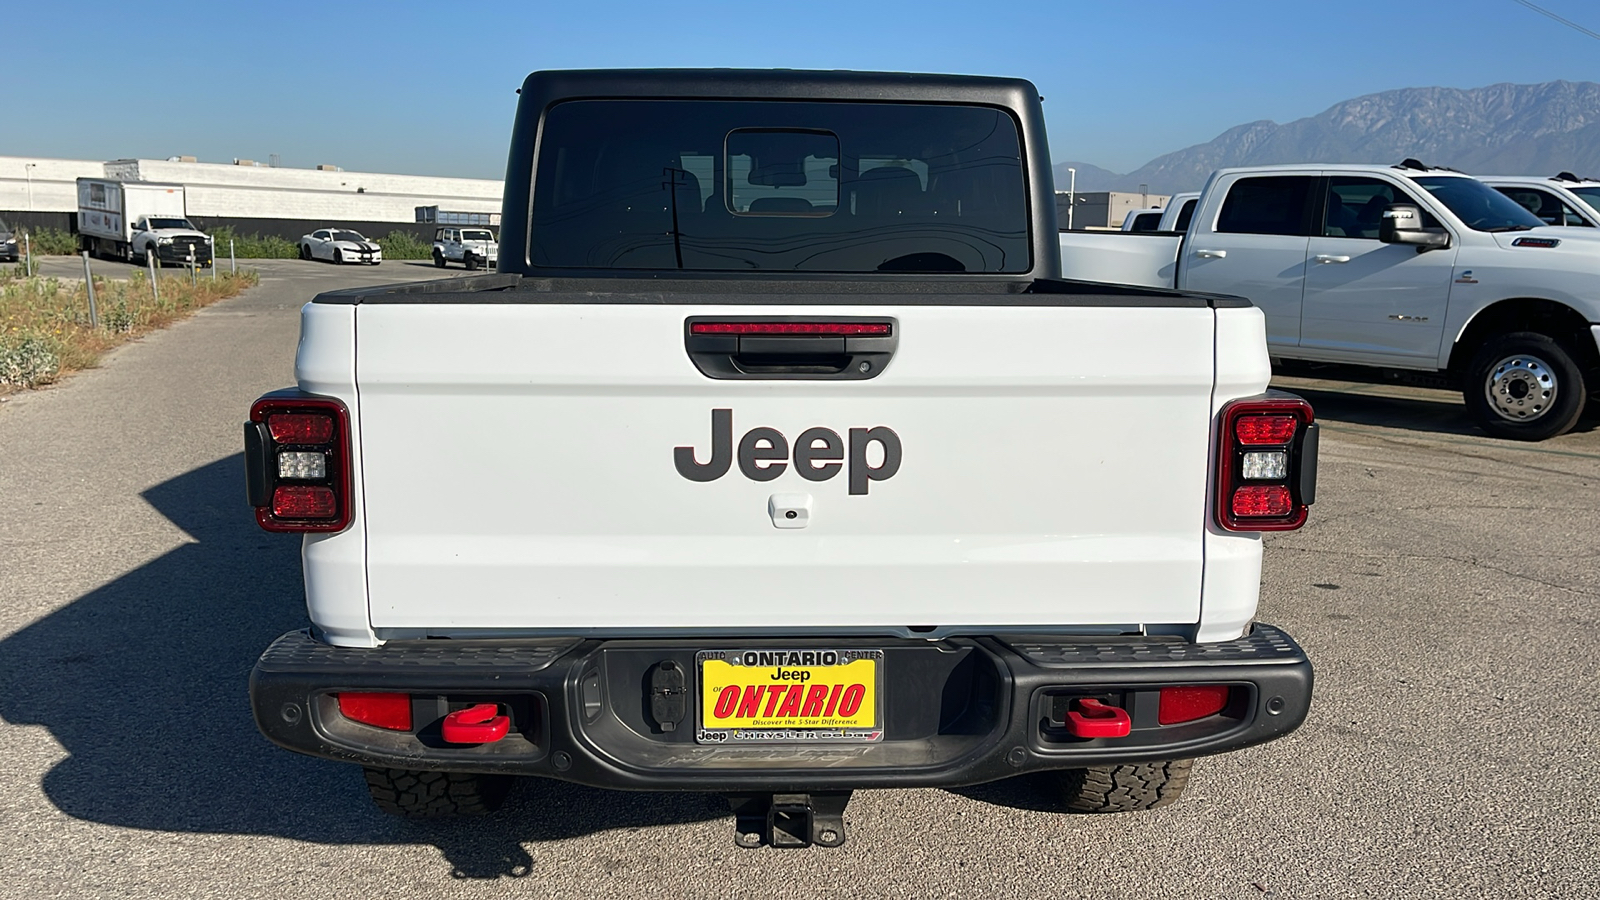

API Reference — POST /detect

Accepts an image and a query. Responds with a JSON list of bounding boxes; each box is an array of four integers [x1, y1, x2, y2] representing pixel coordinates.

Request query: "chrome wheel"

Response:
[[1485, 354, 1557, 422]]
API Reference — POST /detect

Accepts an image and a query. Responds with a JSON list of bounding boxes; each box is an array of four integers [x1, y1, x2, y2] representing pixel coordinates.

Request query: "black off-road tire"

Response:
[[361, 767, 514, 819], [1464, 331, 1587, 441], [1048, 759, 1194, 813], [432, 249, 446, 268]]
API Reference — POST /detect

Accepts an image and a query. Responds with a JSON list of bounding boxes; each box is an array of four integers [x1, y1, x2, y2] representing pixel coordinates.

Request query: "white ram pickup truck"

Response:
[[1060, 161, 1600, 440], [246, 69, 1316, 848], [1483, 173, 1600, 229], [1120, 193, 1201, 234]]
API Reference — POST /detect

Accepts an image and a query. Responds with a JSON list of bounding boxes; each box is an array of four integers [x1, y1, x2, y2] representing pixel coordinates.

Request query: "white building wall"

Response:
[[1108, 192, 1171, 228], [0, 157, 106, 214], [0, 156, 503, 223]]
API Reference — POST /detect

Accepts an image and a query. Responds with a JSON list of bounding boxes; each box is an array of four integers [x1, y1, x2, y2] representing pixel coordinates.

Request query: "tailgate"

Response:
[[354, 299, 1218, 632]]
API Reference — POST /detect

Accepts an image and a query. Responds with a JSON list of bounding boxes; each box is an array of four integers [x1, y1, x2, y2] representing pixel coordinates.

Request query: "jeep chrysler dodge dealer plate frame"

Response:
[[696, 649, 884, 744]]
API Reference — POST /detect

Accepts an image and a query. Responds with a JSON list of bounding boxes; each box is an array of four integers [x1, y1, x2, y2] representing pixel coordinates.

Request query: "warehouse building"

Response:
[[1057, 190, 1171, 230], [0, 155, 502, 241]]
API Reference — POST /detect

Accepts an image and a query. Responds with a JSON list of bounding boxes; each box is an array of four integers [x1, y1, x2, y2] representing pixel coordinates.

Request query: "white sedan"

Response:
[[299, 228, 383, 265]]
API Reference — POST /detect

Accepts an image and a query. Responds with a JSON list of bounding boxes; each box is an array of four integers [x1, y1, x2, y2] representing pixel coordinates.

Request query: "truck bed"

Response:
[[1056, 231, 1183, 289]]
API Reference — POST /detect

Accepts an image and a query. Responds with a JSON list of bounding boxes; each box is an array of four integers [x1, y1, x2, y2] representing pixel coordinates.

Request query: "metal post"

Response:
[[188, 247, 197, 286], [1067, 168, 1076, 231], [148, 251, 159, 302], [81, 251, 99, 329], [24, 233, 32, 277], [230, 239, 236, 274]]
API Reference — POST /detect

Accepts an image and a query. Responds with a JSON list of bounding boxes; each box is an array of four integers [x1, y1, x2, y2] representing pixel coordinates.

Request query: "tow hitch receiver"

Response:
[[440, 703, 510, 744], [1065, 697, 1132, 739], [727, 792, 852, 848]]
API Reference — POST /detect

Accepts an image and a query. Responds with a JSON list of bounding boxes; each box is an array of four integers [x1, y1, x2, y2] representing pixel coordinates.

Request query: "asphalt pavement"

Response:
[[1, 259, 1596, 899]]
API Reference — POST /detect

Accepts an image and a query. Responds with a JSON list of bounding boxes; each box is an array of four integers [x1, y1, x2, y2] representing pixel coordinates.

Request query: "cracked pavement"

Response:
[[0, 264, 1596, 899]]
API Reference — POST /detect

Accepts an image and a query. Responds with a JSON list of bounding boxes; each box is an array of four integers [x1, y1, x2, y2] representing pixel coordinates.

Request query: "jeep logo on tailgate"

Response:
[[675, 409, 901, 494]]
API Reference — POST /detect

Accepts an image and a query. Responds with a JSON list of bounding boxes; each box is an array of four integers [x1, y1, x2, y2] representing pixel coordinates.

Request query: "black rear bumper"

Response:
[[250, 625, 1312, 791]]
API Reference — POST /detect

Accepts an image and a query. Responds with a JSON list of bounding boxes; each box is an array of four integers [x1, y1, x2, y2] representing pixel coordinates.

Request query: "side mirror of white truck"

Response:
[[1379, 204, 1450, 250]]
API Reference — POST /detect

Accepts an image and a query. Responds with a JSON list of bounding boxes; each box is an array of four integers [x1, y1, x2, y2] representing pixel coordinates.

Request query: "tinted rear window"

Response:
[[1172, 199, 1197, 232], [1126, 211, 1162, 232], [530, 99, 1029, 273], [1216, 176, 1314, 236]]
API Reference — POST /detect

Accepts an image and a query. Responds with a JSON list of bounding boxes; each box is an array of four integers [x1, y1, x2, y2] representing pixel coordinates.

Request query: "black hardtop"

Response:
[[498, 68, 1059, 281], [514, 67, 1042, 106]]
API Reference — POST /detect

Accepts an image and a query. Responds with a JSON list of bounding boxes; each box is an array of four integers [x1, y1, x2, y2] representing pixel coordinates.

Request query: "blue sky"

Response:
[[5, 0, 1596, 178]]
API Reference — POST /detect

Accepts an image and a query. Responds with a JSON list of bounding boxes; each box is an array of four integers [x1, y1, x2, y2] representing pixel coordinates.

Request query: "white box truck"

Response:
[[76, 178, 213, 267]]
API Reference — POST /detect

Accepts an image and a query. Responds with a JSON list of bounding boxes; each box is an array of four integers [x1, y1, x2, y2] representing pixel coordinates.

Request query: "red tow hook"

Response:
[[441, 703, 510, 744], [1065, 698, 1132, 739]]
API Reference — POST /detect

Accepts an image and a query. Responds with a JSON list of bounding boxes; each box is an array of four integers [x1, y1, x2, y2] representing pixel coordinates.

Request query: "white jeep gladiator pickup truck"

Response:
[[431, 226, 499, 270], [246, 69, 1316, 848], [1060, 160, 1600, 441]]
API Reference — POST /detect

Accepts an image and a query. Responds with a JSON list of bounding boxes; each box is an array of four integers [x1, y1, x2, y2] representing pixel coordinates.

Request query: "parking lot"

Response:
[[1, 258, 1596, 899]]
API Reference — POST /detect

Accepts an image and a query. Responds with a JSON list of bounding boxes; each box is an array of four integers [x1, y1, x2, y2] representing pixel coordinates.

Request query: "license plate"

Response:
[[697, 649, 883, 744]]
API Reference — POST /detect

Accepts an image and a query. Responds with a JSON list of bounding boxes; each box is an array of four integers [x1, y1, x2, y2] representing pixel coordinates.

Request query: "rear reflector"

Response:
[[272, 485, 336, 518], [1231, 485, 1293, 518], [1234, 415, 1298, 445], [1158, 685, 1230, 725], [267, 413, 335, 444], [338, 692, 412, 731], [690, 322, 891, 335]]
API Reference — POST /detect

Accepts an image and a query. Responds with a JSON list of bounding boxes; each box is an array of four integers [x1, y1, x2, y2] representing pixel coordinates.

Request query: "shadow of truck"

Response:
[[0, 454, 721, 878]]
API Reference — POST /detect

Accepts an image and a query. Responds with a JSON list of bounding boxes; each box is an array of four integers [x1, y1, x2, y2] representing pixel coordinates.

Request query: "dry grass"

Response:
[[0, 267, 258, 389]]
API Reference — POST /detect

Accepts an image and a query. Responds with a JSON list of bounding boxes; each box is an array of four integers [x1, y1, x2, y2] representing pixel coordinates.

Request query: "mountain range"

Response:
[[1055, 80, 1600, 195]]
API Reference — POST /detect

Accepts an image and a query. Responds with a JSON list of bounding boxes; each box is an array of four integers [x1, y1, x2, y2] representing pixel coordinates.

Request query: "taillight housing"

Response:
[[246, 393, 352, 533], [1216, 394, 1317, 532]]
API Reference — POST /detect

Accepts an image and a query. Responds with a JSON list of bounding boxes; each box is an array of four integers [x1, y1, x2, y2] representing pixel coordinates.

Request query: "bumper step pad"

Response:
[[1002, 624, 1304, 668]]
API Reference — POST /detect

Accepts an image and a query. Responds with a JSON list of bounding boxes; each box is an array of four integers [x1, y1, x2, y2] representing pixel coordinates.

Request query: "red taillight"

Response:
[[272, 485, 337, 518], [248, 395, 351, 533], [1158, 685, 1231, 725], [690, 322, 891, 335], [267, 413, 335, 444], [1231, 485, 1293, 517], [1234, 414, 1297, 445], [338, 692, 412, 731], [1216, 395, 1315, 532]]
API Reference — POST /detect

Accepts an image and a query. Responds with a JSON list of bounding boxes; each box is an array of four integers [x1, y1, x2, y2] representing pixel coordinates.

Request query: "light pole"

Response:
[[1066, 167, 1076, 231], [24, 163, 37, 212]]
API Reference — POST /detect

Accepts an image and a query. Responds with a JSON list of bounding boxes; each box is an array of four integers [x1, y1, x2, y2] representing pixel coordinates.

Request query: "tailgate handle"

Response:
[[685, 318, 897, 380]]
